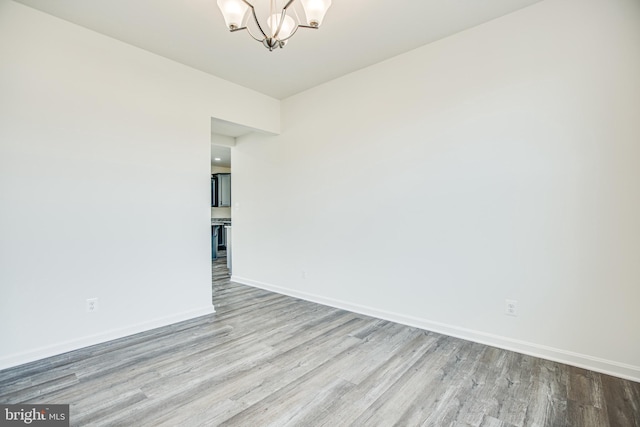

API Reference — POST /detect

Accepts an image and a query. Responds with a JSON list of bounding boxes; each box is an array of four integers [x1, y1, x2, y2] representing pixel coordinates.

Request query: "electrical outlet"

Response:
[[505, 299, 518, 317], [86, 298, 98, 313], [301, 270, 307, 279]]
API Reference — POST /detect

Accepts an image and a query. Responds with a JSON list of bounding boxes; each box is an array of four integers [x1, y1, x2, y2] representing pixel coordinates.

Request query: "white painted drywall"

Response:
[[0, 0, 279, 368], [231, 0, 640, 380]]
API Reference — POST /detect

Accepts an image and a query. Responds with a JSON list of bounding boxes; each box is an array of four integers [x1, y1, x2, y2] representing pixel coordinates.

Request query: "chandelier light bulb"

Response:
[[300, 0, 332, 27], [267, 13, 296, 39], [216, 0, 249, 30]]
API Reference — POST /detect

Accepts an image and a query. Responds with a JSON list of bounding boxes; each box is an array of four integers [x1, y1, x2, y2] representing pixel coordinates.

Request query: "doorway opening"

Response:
[[210, 116, 256, 302], [211, 143, 232, 287]]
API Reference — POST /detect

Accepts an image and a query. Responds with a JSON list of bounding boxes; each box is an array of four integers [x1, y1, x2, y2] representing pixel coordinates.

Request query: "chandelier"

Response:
[[216, 0, 332, 51]]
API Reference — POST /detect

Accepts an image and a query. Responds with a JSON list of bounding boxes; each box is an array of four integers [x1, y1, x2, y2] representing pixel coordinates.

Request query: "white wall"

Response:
[[232, 0, 640, 381], [0, 0, 279, 369]]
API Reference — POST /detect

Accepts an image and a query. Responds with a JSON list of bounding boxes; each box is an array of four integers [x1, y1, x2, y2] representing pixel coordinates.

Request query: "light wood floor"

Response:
[[1, 256, 639, 426]]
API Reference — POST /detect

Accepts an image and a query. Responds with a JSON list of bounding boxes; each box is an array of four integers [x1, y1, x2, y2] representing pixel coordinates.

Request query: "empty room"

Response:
[[1, 0, 639, 425]]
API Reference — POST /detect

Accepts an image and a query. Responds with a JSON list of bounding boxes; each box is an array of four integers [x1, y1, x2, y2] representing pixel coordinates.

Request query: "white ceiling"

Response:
[[211, 144, 231, 168], [14, 0, 542, 100], [211, 117, 256, 138]]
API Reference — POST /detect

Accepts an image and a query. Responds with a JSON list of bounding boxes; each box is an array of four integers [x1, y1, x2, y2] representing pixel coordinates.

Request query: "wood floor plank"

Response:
[[312, 331, 441, 427], [210, 323, 369, 419], [478, 415, 519, 427], [70, 389, 148, 426], [0, 373, 78, 404], [145, 319, 369, 426], [351, 334, 461, 426], [151, 320, 366, 426], [0, 255, 638, 426], [273, 323, 423, 425], [567, 365, 605, 409], [601, 373, 640, 427], [567, 400, 609, 427], [411, 341, 488, 427]]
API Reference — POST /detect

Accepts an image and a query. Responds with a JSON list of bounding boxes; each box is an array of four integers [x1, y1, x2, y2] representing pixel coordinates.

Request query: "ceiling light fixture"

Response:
[[216, 0, 332, 51]]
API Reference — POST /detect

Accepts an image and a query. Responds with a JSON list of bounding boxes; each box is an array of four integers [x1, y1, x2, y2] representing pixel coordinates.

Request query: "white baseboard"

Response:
[[232, 275, 640, 383], [0, 305, 216, 371]]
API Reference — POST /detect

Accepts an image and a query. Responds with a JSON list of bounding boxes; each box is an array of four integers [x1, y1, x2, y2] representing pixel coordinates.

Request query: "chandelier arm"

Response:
[[272, 0, 301, 39], [291, 2, 303, 29], [241, 0, 268, 40], [282, 0, 296, 11], [273, 8, 288, 39], [234, 25, 266, 43]]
